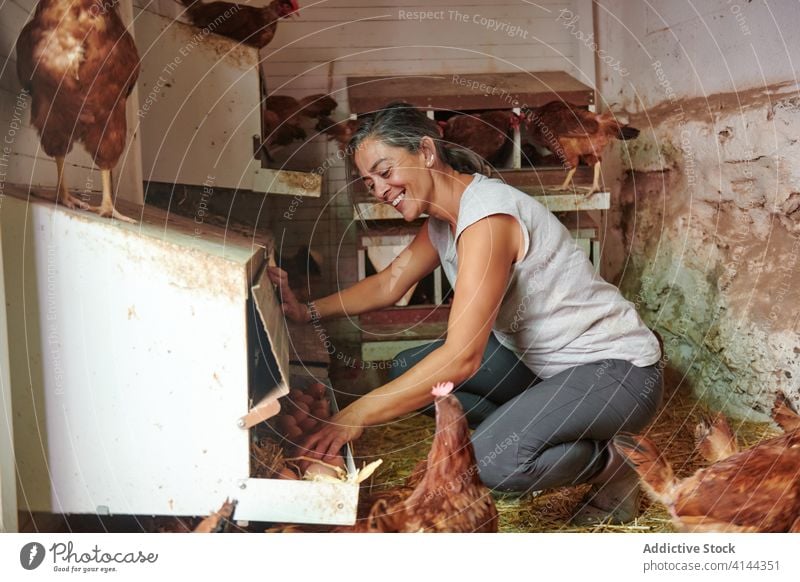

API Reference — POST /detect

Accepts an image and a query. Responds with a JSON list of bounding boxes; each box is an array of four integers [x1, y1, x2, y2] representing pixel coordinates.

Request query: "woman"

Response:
[[269, 102, 663, 525]]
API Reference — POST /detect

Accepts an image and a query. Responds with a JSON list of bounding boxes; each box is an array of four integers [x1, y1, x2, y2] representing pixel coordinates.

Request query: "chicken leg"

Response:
[[55, 156, 90, 211], [554, 166, 577, 191], [585, 160, 602, 197], [90, 169, 135, 223]]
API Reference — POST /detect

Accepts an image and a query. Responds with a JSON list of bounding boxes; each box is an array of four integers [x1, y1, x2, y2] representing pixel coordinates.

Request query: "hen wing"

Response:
[[672, 445, 800, 532], [15, 20, 36, 92]]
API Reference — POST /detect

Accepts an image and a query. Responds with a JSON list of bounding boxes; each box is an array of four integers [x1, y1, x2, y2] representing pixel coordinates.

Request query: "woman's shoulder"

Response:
[[461, 173, 545, 219]]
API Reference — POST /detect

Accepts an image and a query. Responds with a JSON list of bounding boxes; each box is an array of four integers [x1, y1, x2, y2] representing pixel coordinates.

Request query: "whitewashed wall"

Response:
[[593, 0, 800, 418], [597, 0, 800, 111]]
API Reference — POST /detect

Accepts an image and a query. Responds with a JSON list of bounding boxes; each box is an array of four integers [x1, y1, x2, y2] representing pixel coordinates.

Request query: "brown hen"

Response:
[[439, 110, 520, 167], [341, 382, 498, 533], [522, 101, 639, 195], [179, 0, 299, 48], [17, 0, 140, 222], [316, 116, 359, 152], [260, 94, 337, 158], [614, 394, 800, 532]]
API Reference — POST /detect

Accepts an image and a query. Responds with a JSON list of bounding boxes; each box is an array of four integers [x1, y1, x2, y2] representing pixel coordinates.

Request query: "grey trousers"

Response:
[[388, 333, 663, 492]]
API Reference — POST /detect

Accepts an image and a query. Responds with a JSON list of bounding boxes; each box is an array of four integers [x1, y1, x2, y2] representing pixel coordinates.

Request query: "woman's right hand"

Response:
[[267, 266, 310, 323]]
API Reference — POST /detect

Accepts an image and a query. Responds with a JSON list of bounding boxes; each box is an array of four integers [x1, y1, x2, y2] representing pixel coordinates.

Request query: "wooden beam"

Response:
[[347, 71, 594, 114]]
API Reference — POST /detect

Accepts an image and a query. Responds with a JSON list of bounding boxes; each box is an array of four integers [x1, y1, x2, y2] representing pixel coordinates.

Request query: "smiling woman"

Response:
[[267, 102, 663, 527]]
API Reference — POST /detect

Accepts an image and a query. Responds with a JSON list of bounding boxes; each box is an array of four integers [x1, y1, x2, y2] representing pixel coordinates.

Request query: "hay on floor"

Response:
[[351, 367, 781, 533]]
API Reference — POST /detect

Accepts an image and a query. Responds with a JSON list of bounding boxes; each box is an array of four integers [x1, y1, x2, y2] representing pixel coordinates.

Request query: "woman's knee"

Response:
[[471, 429, 524, 490]]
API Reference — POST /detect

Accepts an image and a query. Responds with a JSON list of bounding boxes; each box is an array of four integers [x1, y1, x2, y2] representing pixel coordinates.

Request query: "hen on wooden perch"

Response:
[[522, 101, 640, 195], [178, 0, 299, 49]]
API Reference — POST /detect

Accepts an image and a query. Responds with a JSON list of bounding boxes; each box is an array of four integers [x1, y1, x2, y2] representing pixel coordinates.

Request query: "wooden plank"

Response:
[[347, 71, 593, 114], [0, 227, 17, 532], [263, 43, 573, 64], [134, 9, 262, 190], [286, 320, 330, 366], [360, 305, 450, 326], [362, 340, 435, 362], [557, 211, 600, 240], [252, 168, 321, 197], [494, 166, 595, 187], [354, 191, 609, 219], [273, 19, 571, 50]]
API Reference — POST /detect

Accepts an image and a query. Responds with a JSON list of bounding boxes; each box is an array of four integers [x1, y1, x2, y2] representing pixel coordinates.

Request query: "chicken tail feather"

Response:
[[695, 413, 739, 463], [613, 435, 675, 502], [772, 392, 800, 432]]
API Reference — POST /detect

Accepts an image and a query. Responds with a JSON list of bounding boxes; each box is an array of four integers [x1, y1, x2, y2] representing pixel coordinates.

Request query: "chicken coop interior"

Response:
[[1, 0, 799, 535]]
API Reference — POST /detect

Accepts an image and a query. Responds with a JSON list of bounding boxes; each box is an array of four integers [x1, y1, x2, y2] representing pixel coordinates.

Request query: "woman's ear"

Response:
[[419, 136, 436, 167]]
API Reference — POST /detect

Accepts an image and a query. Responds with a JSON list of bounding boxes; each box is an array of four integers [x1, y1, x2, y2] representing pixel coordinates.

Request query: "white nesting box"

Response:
[[0, 191, 356, 525]]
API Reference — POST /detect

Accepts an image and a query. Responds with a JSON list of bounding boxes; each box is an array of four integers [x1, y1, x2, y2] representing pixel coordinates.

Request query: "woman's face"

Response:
[[353, 137, 432, 221]]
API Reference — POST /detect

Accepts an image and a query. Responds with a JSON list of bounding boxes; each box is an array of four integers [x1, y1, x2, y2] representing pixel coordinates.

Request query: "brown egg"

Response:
[[299, 417, 319, 432], [311, 403, 330, 419], [283, 425, 303, 441], [276, 467, 299, 480], [275, 415, 297, 434], [308, 382, 327, 400]]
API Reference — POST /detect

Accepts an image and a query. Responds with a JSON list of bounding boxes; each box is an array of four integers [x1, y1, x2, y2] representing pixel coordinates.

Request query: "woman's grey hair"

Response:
[[344, 101, 491, 193]]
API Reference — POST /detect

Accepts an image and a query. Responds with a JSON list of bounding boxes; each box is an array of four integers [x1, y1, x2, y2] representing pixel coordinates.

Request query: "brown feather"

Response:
[[772, 392, 800, 432], [695, 414, 739, 462], [17, 0, 140, 166], [340, 389, 498, 533], [179, 0, 298, 49], [617, 424, 800, 532], [522, 101, 639, 170], [441, 110, 517, 166]]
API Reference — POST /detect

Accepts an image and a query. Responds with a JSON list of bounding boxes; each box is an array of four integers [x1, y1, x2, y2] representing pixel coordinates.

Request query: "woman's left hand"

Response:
[[301, 405, 366, 462]]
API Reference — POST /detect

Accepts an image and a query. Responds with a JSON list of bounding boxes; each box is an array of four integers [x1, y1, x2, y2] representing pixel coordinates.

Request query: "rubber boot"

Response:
[[570, 443, 640, 526]]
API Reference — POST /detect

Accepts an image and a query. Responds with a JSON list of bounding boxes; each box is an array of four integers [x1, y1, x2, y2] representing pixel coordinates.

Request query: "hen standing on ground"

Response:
[[179, 0, 299, 49], [522, 101, 639, 195], [614, 394, 800, 532], [17, 0, 140, 222], [341, 382, 498, 533]]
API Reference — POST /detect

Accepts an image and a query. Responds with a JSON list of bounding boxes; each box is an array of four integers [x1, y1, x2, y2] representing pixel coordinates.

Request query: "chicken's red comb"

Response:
[[431, 382, 455, 397]]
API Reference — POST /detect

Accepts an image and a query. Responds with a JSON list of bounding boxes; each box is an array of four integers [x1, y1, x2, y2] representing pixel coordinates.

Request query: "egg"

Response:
[[283, 425, 303, 441], [304, 457, 345, 480], [311, 403, 330, 419], [308, 382, 327, 400], [276, 467, 299, 480], [275, 415, 297, 434], [299, 417, 318, 432]]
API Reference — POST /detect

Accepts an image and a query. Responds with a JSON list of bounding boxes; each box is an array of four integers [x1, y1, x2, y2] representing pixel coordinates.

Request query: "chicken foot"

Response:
[[554, 162, 604, 197], [55, 156, 91, 211], [90, 169, 135, 223], [554, 166, 577, 191], [585, 161, 602, 197]]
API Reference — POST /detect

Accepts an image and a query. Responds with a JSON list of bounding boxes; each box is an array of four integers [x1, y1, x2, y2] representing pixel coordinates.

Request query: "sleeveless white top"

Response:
[[427, 173, 661, 378]]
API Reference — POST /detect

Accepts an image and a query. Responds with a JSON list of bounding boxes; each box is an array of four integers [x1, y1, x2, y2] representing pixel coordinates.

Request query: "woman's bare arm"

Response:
[[268, 221, 441, 322], [304, 214, 523, 459]]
